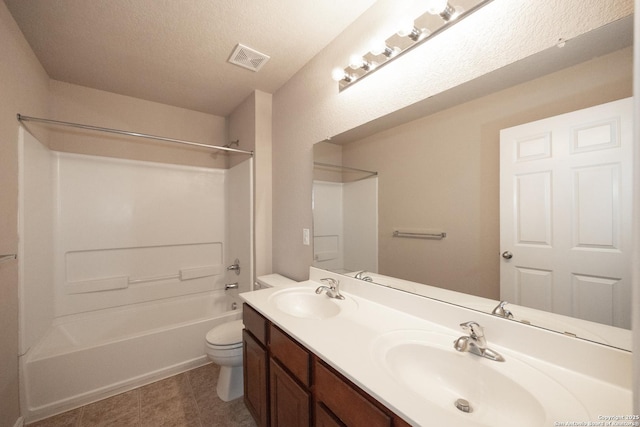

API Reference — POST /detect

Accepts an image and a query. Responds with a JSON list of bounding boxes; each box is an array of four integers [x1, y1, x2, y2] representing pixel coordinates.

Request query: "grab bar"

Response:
[[128, 265, 221, 284], [392, 230, 447, 239], [0, 254, 17, 263], [128, 274, 179, 285], [65, 265, 225, 295]]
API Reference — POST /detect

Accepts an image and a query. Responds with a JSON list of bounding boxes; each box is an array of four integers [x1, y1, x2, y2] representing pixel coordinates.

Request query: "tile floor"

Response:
[[27, 363, 257, 427]]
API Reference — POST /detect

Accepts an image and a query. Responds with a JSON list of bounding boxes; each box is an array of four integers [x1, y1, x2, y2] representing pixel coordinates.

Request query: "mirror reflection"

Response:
[[312, 16, 633, 350]]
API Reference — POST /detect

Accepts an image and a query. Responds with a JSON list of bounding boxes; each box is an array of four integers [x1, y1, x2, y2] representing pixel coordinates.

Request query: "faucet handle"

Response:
[[318, 277, 345, 300], [320, 277, 338, 288], [460, 321, 484, 338]]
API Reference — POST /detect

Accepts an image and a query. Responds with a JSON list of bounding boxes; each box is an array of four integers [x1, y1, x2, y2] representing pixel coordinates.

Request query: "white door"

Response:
[[500, 98, 632, 328]]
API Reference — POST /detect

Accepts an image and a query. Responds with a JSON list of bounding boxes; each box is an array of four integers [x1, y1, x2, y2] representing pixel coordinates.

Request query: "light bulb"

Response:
[[369, 37, 387, 56], [349, 54, 364, 70], [369, 37, 400, 58], [331, 68, 347, 82], [425, 0, 448, 14], [396, 18, 416, 37]]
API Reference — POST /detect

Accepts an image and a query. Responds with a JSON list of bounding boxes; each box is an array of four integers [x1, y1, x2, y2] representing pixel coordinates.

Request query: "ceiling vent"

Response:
[[228, 44, 270, 72]]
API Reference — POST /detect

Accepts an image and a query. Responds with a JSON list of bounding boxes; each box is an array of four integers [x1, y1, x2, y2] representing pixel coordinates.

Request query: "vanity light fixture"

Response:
[[332, 0, 493, 91]]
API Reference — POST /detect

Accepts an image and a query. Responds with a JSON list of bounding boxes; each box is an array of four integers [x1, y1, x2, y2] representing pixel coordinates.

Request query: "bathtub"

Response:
[[21, 290, 242, 423]]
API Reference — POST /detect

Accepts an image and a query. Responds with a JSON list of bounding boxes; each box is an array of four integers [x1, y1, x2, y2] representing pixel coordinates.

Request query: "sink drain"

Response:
[[454, 398, 472, 413]]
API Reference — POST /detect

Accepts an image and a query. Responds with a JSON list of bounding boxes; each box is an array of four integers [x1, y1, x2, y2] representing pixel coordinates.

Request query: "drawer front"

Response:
[[314, 360, 392, 427], [243, 303, 267, 345], [269, 324, 311, 387]]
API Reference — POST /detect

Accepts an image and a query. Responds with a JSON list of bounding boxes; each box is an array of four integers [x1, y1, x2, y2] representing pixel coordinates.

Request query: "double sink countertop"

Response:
[[240, 268, 633, 426]]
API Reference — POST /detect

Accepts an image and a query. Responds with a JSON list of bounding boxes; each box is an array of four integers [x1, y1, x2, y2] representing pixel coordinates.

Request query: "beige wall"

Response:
[[228, 91, 256, 167], [313, 142, 343, 183], [272, 0, 633, 281], [48, 80, 228, 168], [338, 47, 632, 299], [254, 91, 273, 277], [228, 90, 274, 278], [0, 2, 50, 427]]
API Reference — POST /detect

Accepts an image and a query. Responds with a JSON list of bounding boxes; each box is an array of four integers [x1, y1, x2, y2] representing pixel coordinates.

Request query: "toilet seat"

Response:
[[206, 319, 243, 349]]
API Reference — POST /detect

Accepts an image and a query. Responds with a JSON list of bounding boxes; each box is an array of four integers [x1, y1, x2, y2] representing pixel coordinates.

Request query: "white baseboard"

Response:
[[13, 416, 24, 427]]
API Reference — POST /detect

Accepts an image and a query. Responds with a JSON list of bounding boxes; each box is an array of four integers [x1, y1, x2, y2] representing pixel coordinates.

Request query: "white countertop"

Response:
[[240, 270, 633, 426]]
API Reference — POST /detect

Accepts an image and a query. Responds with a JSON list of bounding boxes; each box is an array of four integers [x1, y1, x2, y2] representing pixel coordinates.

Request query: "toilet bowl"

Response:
[[205, 274, 297, 401], [205, 319, 244, 401]]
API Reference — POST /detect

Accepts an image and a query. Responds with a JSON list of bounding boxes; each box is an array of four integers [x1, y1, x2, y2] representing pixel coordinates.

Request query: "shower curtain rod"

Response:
[[17, 114, 253, 155], [313, 161, 377, 175]]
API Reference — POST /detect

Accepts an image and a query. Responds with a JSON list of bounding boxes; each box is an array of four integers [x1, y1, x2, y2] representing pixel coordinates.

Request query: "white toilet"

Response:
[[205, 319, 245, 401], [205, 274, 297, 401]]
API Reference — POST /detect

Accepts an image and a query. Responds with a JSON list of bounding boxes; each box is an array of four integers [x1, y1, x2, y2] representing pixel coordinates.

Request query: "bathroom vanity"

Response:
[[241, 268, 633, 426], [242, 302, 411, 427]]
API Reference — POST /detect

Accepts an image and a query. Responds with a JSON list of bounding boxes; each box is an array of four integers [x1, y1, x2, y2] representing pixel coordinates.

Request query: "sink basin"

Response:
[[371, 330, 588, 426], [268, 287, 358, 320]]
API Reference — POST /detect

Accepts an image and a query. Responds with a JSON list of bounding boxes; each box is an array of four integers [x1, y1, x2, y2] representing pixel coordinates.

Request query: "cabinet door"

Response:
[[315, 402, 346, 427], [270, 359, 311, 427], [243, 330, 269, 427]]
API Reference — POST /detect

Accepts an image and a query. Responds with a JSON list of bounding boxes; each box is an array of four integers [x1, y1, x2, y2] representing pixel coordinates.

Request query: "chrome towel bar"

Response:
[[0, 254, 17, 263], [392, 230, 447, 239]]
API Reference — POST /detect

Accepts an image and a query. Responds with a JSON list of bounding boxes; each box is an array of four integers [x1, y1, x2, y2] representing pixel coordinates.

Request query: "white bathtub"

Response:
[[21, 290, 242, 423]]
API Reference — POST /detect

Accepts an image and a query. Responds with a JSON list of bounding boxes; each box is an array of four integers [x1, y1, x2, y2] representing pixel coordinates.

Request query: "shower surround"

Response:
[[18, 128, 253, 422]]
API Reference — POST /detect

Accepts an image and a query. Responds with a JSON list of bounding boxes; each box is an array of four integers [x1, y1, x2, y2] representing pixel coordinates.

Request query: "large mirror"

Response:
[[312, 16, 634, 351]]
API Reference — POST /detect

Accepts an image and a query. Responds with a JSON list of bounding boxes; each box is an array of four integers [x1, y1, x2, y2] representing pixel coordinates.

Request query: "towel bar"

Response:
[[392, 231, 447, 239], [0, 254, 17, 263]]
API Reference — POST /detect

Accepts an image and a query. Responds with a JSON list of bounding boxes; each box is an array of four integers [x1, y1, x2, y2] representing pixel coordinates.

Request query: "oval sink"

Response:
[[371, 330, 588, 426], [268, 287, 358, 320]]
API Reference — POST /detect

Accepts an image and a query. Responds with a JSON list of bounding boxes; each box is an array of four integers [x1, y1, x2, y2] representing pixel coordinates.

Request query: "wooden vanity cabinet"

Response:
[[243, 304, 269, 427], [242, 303, 411, 427]]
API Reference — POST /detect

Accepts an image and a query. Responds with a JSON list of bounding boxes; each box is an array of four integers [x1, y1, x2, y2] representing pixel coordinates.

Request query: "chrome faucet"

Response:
[[224, 282, 239, 291], [315, 278, 345, 300], [354, 271, 373, 281], [491, 301, 514, 319], [453, 321, 505, 362]]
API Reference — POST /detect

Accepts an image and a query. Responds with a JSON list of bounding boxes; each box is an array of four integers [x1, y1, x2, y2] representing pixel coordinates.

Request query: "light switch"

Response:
[[303, 228, 310, 245]]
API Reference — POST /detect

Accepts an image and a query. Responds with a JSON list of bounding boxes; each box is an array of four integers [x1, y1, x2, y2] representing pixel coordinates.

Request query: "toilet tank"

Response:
[[254, 274, 297, 290]]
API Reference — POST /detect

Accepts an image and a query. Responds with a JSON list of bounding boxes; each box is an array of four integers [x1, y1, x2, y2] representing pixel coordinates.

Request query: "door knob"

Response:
[[502, 251, 513, 260]]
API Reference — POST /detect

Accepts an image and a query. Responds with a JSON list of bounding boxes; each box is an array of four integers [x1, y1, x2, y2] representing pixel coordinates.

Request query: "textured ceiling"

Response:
[[4, 0, 376, 116]]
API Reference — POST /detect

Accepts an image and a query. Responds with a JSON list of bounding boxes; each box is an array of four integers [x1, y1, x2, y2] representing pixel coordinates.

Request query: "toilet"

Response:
[[205, 274, 297, 401], [205, 319, 244, 401]]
